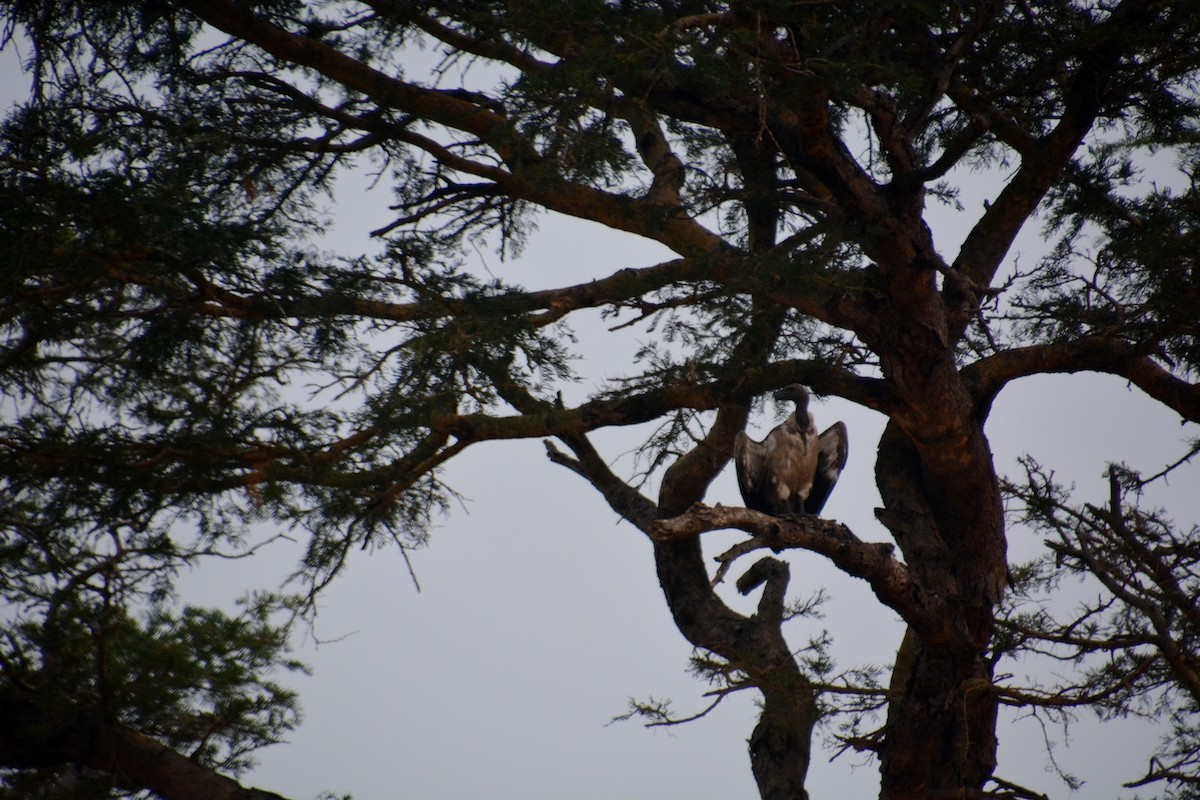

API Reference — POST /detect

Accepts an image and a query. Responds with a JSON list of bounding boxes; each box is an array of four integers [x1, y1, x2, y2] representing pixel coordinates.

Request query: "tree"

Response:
[[2, 2, 1199, 798]]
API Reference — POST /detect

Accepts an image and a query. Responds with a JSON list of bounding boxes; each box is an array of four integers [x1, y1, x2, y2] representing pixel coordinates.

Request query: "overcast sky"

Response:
[[3, 33, 1198, 800]]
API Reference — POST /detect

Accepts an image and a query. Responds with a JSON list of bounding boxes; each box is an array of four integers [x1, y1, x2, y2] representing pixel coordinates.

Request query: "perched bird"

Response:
[[734, 384, 848, 516]]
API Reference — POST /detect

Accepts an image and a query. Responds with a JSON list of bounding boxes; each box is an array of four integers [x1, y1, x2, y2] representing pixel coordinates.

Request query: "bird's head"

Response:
[[772, 383, 810, 409]]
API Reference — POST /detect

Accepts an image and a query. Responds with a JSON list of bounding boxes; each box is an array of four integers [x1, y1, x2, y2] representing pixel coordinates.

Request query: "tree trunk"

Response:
[[652, 538, 820, 800], [883, 629, 999, 800], [748, 669, 819, 800], [875, 423, 1003, 799]]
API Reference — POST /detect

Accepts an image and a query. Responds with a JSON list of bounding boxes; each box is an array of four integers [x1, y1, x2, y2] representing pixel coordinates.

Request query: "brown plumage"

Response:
[[734, 384, 848, 516]]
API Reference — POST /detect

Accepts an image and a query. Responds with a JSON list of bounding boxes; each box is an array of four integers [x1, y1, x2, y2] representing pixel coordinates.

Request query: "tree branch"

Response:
[[963, 337, 1200, 423], [619, 99, 687, 206], [651, 504, 932, 628], [0, 706, 290, 800], [381, 5, 553, 75], [543, 436, 657, 534], [177, 0, 729, 257], [949, 0, 1167, 337]]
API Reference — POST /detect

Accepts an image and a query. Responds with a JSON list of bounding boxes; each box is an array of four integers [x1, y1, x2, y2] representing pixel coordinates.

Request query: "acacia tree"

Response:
[[2, 2, 1199, 799]]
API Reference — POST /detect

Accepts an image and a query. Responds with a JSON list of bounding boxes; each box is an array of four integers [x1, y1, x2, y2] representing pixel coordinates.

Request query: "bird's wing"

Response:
[[804, 421, 848, 515], [734, 431, 771, 513]]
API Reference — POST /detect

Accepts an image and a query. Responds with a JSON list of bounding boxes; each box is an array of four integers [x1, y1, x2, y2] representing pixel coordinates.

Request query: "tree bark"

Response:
[[749, 664, 818, 800], [875, 424, 1002, 800]]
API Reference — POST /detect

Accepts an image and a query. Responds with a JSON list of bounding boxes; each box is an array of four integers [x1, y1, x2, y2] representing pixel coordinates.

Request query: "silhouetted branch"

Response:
[[652, 504, 930, 627]]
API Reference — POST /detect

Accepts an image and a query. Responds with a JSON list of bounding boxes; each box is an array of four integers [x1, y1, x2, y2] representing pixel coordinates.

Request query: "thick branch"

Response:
[[85, 726, 288, 800], [0, 706, 289, 800], [963, 337, 1200, 423], [177, 1, 515, 149], [101, 246, 707, 332], [652, 504, 931, 630], [620, 99, 687, 206]]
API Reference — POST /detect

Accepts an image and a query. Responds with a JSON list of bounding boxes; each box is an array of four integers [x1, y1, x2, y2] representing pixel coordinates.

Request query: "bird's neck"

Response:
[[789, 410, 814, 436]]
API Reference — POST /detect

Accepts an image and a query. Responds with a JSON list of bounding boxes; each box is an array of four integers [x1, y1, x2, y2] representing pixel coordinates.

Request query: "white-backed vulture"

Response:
[[734, 384, 848, 516]]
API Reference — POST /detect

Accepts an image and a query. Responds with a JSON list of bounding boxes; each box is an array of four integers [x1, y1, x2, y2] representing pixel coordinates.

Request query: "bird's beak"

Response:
[[773, 386, 808, 404]]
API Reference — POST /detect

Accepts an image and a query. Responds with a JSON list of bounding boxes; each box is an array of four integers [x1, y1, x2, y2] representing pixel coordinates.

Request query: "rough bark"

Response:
[[874, 424, 1003, 800]]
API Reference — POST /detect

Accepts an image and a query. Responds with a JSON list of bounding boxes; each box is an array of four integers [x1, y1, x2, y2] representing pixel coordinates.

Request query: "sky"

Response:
[[3, 27, 1199, 800]]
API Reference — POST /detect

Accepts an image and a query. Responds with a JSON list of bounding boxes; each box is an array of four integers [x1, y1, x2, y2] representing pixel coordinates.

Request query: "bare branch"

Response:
[[651, 504, 930, 629], [963, 337, 1200, 423], [543, 437, 657, 534]]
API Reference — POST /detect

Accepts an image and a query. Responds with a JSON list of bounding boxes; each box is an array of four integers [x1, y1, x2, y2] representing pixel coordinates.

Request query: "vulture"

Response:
[[734, 384, 848, 516]]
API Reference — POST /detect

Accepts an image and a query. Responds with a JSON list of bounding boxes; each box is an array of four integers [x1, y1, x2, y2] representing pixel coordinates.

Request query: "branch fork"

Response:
[[653, 503, 922, 622]]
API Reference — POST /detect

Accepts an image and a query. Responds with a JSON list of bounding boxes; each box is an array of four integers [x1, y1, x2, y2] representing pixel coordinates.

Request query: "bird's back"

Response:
[[736, 413, 817, 515], [763, 414, 817, 513]]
